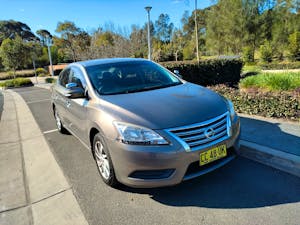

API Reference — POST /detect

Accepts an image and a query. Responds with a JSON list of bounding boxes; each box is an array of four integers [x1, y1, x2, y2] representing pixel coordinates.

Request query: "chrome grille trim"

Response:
[[166, 112, 231, 152]]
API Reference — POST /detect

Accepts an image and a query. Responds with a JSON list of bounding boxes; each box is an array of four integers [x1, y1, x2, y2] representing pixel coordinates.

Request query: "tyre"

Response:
[[92, 133, 118, 187], [54, 107, 69, 134]]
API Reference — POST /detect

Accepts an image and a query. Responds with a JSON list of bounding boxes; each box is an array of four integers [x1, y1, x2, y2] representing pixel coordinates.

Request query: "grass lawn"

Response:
[[242, 65, 261, 74], [239, 72, 300, 91]]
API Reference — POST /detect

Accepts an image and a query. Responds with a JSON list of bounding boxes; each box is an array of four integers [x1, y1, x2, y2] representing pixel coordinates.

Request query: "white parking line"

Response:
[[27, 99, 51, 104], [43, 129, 58, 134]]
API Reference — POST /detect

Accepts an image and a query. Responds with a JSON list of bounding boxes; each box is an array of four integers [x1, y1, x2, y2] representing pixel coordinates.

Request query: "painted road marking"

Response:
[[43, 129, 58, 134]]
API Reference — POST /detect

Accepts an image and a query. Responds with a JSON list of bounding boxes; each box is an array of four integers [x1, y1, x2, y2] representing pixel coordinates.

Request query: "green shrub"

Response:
[[239, 72, 300, 91], [36, 68, 49, 77], [0, 78, 33, 88], [45, 77, 56, 83], [260, 41, 273, 63], [209, 85, 299, 120], [160, 59, 243, 86], [242, 46, 254, 63]]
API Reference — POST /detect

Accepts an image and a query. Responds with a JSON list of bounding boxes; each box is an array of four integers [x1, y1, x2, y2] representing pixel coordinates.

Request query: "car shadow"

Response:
[[119, 156, 300, 209], [239, 116, 300, 156]]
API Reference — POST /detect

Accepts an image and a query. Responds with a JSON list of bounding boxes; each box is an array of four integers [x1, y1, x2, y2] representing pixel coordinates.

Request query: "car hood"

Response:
[[99, 82, 228, 129]]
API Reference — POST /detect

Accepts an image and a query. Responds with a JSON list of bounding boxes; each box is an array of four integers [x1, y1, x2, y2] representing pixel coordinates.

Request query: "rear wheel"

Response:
[[93, 133, 118, 187], [54, 107, 68, 134]]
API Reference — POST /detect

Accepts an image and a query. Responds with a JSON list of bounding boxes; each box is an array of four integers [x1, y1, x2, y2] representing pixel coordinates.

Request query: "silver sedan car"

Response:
[[51, 58, 240, 188]]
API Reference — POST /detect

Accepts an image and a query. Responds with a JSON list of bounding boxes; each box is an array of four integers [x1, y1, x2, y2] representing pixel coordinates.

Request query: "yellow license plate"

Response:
[[200, 145, 227, 166]]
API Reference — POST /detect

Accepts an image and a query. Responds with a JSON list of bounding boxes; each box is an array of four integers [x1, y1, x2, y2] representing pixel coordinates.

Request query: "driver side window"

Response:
[[59, 69, 70, 87], [69, 67, 87, 89]]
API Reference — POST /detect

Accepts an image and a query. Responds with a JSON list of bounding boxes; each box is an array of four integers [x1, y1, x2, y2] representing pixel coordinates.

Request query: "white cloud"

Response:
[[171, 0, 182, 4]]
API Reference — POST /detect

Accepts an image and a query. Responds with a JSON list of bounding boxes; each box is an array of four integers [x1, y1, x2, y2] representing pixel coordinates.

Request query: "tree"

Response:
[[154, 14, 174, 43], [288, 31, 300, 61], [55, 21, 90, 61], [0, 36, 30, 78], [129, 25, 148, 58], [206, 0, 245, 55], [171, 29, 185, 61], [36, 29, 52, 46], [272, 0, 299, 59], [260, 40, 273, 62], [0, 20, 37, 44]]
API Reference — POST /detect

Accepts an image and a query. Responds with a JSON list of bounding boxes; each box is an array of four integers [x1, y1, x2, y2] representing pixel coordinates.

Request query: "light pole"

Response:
[[194, 0, 199, 62], [145, 6, 152, 60], [45, 35, 54, 76]]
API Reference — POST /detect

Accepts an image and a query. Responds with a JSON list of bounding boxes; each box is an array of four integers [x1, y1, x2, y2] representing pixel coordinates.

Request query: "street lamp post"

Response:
[[194, 0, 200, 62], [145, 6, 152, 60], [46, 35, 54, 76]]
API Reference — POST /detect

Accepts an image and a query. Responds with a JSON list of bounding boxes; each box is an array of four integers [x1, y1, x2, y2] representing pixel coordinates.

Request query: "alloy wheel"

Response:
[[94, 140, 110, 180]]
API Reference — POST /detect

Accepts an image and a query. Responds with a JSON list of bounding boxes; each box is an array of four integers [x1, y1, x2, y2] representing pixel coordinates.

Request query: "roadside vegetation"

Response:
[[0, 78, 33, 88], [45, 77, 56, 83], [210, 84, 299, 121], [209, 67, 300, 121], [36, 68, 50, 77]]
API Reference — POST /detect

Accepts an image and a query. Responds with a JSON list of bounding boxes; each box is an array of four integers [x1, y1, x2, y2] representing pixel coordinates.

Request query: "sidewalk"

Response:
[[0, 90, 88, 225], [239, 114, 300, 178]]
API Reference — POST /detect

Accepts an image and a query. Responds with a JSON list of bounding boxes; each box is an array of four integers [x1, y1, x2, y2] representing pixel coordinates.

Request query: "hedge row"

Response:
[[0, 70, 35, 80], [209, 85, 300, 121], [0, 78, 33, 88], [161, 59, 243, 86], [259, 61, 300, 70]]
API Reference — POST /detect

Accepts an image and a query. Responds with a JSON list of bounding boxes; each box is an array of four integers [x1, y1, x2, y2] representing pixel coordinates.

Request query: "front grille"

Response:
[[167, 112, 230, 152]]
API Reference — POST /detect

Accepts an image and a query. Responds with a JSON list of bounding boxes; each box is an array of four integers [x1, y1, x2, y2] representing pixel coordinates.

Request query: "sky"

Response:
[[0, 0, 212, 35]]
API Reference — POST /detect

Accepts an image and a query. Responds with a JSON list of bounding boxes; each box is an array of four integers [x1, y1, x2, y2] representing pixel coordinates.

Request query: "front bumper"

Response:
[[106, 118, 240, 188]]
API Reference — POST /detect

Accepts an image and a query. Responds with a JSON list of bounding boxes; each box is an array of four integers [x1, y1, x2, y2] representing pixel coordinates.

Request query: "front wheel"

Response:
[[93, 133, 118, 187]]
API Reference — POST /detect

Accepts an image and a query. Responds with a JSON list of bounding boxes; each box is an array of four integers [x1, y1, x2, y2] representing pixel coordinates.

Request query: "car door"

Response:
[[66, 66, 88, 140], [53, 68, 72, 127]]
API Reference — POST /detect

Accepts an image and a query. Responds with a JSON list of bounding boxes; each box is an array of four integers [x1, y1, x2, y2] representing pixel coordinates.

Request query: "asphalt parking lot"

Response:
[[12, 86, 300, 225]]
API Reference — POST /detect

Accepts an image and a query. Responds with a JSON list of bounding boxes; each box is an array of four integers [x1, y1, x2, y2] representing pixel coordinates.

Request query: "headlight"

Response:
[[113, 122, 169, 145], [227, 99, 236, 120]]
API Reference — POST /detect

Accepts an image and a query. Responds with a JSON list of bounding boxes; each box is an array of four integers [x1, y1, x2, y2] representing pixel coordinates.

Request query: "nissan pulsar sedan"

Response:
[[51, 58, 240, 188]]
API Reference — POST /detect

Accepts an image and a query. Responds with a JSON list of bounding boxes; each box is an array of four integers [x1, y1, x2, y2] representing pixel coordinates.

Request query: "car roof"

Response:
[[70, 58, 150, 68]]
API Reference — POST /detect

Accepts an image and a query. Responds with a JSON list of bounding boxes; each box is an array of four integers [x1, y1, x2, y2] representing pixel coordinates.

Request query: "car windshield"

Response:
[[85, 61, 182, 95]]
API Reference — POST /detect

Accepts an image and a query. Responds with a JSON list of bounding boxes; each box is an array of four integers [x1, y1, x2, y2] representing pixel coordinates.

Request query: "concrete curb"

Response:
[[240, 140, 300, 178], [0, 90, 88, 225], [34, 83, 52, 90]]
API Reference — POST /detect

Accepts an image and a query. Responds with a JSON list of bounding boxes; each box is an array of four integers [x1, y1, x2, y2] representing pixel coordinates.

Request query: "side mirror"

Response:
[[174, 70, 182, 78], [65, 82, 77, 89], [65, 82, 85, 98]]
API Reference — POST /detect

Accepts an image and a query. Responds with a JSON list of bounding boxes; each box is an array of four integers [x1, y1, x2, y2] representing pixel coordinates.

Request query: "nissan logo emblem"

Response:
[[204, 127, 215, 139]]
